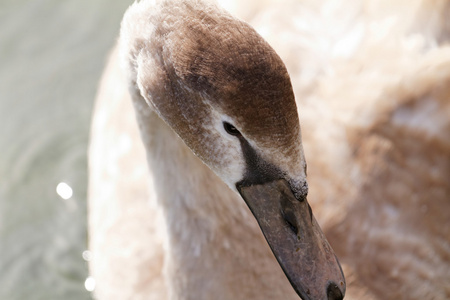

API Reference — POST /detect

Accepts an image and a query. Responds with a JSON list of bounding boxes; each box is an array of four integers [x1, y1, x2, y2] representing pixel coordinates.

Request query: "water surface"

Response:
[[0, 0, 131, 298]]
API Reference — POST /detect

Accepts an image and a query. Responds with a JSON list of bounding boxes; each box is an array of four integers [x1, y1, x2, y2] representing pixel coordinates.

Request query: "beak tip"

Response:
[[326, 281, 344, 300]]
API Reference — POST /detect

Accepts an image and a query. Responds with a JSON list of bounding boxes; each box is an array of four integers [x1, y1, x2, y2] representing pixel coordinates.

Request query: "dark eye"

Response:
[[223, 122, 241, 136]]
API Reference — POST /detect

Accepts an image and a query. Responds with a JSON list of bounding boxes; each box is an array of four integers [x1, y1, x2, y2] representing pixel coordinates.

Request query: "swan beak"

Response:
[[237, 179, 346, 300]]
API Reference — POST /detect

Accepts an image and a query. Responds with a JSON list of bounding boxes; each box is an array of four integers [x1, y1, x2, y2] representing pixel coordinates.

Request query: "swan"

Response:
[[89, 0, 345, 299], [89, 0, 450, 299]]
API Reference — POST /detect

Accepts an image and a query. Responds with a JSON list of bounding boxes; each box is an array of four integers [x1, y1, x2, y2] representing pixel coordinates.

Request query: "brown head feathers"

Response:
[[123, 0, 301, 169]]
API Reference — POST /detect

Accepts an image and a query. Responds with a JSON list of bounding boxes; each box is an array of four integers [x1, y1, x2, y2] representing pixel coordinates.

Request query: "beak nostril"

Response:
[[281, 207, 299, 235], [280, 194, 300, 235], [327, 282, 344, 300]]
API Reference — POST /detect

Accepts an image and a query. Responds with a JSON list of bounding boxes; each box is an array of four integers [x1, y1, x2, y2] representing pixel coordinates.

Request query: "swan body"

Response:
[[247, 1, 450, 299], [89, 0, 450, 299]]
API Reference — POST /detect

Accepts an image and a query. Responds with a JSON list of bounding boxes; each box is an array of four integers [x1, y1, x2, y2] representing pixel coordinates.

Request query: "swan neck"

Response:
[[129, 90, 295, 299]]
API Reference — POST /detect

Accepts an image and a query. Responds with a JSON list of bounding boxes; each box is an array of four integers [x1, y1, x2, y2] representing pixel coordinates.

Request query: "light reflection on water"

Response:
[[82, 250, 93, 262], [56, 182, 73, 200], [0, 0, 132, 299], [84, 276, 96, 293]]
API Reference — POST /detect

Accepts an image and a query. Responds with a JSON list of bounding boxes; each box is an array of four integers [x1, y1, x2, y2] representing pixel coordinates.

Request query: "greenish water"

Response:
[[0, 0, 131, 299]]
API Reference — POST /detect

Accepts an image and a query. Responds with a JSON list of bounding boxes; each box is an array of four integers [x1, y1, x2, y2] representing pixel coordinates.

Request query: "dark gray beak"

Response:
[[237, 179, 345, 300]]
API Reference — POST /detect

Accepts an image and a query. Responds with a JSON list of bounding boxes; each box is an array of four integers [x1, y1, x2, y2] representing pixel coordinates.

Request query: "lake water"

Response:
[[0, 0, 132, 299]]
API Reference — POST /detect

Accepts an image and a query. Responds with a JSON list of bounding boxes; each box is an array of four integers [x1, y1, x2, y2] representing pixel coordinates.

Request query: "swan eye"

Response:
[[223, 122, 241, 136]]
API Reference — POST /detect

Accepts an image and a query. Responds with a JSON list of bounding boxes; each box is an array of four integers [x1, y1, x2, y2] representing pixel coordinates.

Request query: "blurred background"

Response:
[[0, 1, 131, 299]]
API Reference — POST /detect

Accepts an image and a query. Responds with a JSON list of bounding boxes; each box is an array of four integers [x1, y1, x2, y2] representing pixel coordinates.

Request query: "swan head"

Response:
[[121, 2, 345, 299]]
